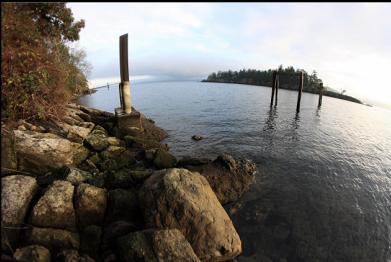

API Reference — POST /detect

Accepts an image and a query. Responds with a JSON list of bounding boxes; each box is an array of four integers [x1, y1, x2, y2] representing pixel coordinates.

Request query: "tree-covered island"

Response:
[[203, 66, 362, 104]]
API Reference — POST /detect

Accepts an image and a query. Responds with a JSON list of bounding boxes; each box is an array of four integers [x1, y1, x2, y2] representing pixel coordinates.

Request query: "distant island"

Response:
[[202, 66, 362, 104]]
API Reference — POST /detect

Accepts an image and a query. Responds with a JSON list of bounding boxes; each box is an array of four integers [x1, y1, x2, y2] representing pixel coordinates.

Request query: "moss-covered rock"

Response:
[[153, 149, 177, 169]]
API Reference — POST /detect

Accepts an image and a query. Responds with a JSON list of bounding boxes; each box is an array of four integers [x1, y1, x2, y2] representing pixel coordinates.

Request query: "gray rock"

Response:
[[123, 135, 167, 150], [117, 229, 200, 262], [25, 227, 80, 253], [85, 128, 108, 151], [54, 120, 95, 144], [30, 181, 76, 231], [13, 245, 51, 262], [1, 175, 38, 246], [138, 168, 242, 261], [14, 130, 89, 174], [75, 183, 107, 228], [185, 154, 257, 205], [66, 167, 93, 186]]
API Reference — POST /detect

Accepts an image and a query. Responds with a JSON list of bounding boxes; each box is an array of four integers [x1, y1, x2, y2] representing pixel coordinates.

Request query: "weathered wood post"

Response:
[[270, 71, 276, 107], [296, 72, 304, 113], [274, 73, 279, 106], [115, 33, 143, 138], [119, 33, 132, 114], [318, 83, 323, 107]]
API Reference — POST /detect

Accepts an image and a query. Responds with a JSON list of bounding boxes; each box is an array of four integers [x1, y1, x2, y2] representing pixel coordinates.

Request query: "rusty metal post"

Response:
[[318, 83, 323, 107], [296, 72, 304, 113], [270, 71, 276, 107], [119, 34, 132, 114]]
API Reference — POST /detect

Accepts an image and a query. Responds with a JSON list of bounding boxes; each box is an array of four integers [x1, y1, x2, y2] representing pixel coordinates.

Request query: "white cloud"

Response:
[[68, 3, 391, 106]]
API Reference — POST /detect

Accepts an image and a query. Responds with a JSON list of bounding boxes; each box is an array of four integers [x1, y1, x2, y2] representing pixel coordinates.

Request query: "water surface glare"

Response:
[[79, 81, 391, 262]]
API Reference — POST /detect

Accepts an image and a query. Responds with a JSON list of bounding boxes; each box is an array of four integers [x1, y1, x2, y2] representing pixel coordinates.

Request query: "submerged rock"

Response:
[[117, 229, 200, 262], [14, 130, 89, 174], [13, 245, 51, 262], [191, 135, 204, 141], [30, 181, 76, 231], [183, 154, 257, 205], [1, 175, 39, 246], [138, 168, 242, 261]]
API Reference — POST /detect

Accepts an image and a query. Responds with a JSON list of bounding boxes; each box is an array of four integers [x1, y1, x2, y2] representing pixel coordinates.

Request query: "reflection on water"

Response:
[[79, 81, 391, 262]]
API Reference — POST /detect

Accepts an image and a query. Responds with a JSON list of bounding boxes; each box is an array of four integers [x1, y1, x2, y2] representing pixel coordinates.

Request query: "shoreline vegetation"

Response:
[[202, 66, 363, 104]]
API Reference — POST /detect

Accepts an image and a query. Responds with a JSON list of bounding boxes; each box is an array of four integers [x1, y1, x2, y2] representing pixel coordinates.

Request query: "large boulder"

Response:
[[1, 175, 38, 246], [117, 229, 200, 262], [138, 168, 242, 261], [30, 181, 76, 231], [13, 245, 51, 262], [181, 154, 257, 205], [25, 227, 80, 253], [75, 183, 107, 228], [14, 130, 89, 174]]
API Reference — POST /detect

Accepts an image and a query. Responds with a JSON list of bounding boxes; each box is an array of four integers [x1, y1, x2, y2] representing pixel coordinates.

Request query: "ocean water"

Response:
[[79, 80, 391, 262]]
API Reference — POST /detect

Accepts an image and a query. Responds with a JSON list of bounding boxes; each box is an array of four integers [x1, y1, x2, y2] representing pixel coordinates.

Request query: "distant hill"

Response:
[[202, 66, 362, 104]]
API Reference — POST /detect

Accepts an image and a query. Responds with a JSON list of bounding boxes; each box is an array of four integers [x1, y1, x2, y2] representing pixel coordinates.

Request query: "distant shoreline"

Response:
[[201, 79, 363, 105]]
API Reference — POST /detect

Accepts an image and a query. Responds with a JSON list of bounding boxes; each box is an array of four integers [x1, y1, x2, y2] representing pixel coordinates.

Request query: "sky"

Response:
[[68, 3, 391, 107]]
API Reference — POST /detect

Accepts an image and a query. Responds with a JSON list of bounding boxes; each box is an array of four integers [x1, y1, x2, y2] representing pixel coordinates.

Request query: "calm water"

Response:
[[79, 81, 391, 262]]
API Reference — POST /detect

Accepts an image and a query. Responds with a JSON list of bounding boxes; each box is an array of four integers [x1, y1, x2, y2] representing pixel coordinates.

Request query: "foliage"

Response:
[[1, 3, 90, 121]]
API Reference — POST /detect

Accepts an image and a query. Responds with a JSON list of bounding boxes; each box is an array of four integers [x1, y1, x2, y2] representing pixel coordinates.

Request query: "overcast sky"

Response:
[[69, 3, 391, 106]]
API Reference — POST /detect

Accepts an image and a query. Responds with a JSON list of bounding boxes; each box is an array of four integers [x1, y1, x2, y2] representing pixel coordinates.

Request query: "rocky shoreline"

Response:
[[1, 104, 257, 262]]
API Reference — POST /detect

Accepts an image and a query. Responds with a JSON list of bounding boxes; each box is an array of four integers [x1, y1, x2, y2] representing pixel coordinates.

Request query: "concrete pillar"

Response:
[[122, 81, 132, 114]]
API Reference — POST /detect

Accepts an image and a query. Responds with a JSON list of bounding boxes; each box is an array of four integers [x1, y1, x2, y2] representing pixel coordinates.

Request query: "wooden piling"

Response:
[[274, 74, 279, 106], [270, 71, 276, 107], [296, 72, 304, 113], [119, 34, 132, 114], [318, 83, 323, 107]]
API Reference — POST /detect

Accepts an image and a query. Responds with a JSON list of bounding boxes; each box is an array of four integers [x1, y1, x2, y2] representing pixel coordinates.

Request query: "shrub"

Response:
[[1, 3, 90, 121]]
